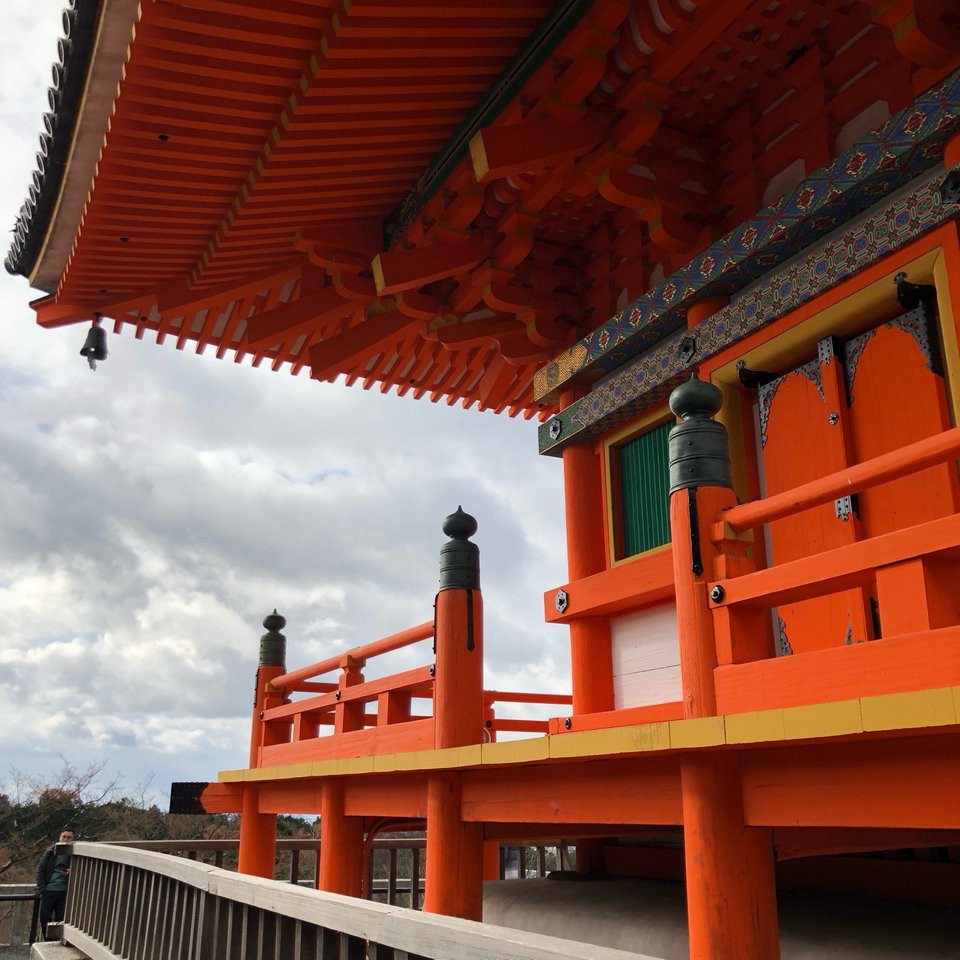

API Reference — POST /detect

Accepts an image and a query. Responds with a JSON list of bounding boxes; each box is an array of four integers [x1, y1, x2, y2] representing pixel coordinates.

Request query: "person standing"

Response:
[[35, 828, 74, 939]]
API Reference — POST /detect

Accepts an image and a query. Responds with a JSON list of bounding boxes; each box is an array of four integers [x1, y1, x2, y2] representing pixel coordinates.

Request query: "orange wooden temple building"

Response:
[[9, 0, 960, 956]]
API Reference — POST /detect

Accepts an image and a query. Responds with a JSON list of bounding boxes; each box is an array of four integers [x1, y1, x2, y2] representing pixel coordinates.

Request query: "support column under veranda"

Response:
[[668, 376, 781, 960]]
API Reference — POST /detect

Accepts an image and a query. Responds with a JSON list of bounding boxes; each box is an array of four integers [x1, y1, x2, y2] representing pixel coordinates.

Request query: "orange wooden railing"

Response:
[[252, 621, 571, 766], [715, 427, 960, 535], [706, 426, 960, 713]]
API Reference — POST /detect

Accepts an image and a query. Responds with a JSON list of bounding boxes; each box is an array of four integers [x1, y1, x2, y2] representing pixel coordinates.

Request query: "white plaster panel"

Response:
[[610, 603, 681, 709]]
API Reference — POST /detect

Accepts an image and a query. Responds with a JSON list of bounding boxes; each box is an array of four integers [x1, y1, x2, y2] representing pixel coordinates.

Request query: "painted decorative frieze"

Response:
[[539, 166, 957, 455], [535, 67, 960, 431]]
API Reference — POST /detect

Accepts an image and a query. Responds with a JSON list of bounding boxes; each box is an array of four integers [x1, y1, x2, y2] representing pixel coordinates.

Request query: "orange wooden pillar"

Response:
[[560, 390, 614, 716], [424, 508, 485, 919], [424, 775, 484, 920], [668, 378, 780, 959], [318, 779, 363, 897], [238, 611, 287, 878]]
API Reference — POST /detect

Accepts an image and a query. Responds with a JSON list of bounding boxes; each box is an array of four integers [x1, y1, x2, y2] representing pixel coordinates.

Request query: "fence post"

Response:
[[667, 376, 780, 959], [237, 610, 286, 878], [424, 509, 485, 920], [433, 507, 484, 749]]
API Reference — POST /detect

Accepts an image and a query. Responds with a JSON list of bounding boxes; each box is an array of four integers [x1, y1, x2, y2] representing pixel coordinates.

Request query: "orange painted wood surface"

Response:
[[875, 556, 960, 636], [671, 485, 737, 718], [563, 440, 615, 715], [256, 774, 428, 817], [742, 735, 960, 829], [345, 775, 428, 819], [760, 356, 868, 652], [714, 624, 960, 713], [461, 757, 683, 825], [434, 589, 484, 749], [547, 699, 683, 734], [719, 427, 960, 534], [710, 512, 960, 611], [271, 620, 433, 690], [199, 782, 243, 814], [543, 547, 675, 624], [772, 826, 960, 861], [318, 780, 363, 896], [265, 665, 434, 722], [681, 753, 780, 960], [846, 320, 959, 539], [261, 717, 434, 765], [423, 775, 483, 920], [237, 786, 276, 878]]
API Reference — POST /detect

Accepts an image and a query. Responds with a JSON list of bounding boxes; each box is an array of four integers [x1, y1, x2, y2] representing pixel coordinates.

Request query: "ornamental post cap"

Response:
[[442, 505, 478, 540], [439, 507, 480, 592], [669, 374, 723, 421], [259, 608, 286, 668]]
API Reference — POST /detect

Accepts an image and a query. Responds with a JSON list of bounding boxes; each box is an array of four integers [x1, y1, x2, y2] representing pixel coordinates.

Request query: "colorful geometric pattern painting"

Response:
[[539, 166, 958, 455], [534, 67, 960, 409]]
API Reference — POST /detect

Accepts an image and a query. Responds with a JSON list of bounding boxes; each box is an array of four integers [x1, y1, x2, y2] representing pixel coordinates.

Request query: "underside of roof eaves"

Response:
[[5, 0, 101, 282]]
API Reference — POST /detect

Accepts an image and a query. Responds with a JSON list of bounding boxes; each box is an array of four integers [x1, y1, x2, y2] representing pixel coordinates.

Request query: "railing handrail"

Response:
[[718, 426, 960, 535], [270, 620, 434, 691], [100, 838, 427, 852], [66, 842, 657, 960], [484, 690, 573, 705]]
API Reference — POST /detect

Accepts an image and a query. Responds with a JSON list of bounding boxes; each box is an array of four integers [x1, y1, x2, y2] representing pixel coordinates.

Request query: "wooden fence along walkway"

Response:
[[103, 838, 574, 909], [63, 843, 659, 960]]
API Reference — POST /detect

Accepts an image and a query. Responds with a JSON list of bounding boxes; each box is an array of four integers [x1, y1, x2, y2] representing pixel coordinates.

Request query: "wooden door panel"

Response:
[[760, 356, 870, 653], [845, 312, 959, 539]]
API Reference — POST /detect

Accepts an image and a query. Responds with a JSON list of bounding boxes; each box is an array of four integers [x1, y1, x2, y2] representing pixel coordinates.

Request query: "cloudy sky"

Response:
[[0, 3, 568, 804]]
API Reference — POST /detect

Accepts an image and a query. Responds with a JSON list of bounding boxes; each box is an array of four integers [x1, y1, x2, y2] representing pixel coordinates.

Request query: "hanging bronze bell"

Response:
[[79, 318, 107, 369]]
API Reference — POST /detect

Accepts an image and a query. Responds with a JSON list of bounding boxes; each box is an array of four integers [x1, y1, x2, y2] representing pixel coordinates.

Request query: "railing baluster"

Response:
[[177, 885, 193, 960], [277, 916, 296, 959], [290, 849, 301, 885], [130, 871, 149, 960], [319, 927, 339, 960], [225, 900, 240, 957], [155, 875, 171, 960], [296, 920, 316, 960], [242, 903, 261, 960], [387, 849, 397, 905], [215, 850, 224, 869], [537, 846, 547, 878], [341, 933, 366, 960], [410, 847, 421, 910]]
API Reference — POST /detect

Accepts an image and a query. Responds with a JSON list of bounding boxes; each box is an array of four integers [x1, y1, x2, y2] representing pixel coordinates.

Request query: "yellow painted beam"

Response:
[[217, 686, 960, 785]]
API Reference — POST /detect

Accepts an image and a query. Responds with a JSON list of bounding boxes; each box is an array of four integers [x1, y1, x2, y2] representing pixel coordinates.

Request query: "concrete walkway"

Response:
[[29, 945, 86, 960]]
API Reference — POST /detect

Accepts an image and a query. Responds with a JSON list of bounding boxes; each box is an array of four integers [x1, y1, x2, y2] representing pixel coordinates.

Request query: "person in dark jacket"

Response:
[[35, 828, 74, 938]]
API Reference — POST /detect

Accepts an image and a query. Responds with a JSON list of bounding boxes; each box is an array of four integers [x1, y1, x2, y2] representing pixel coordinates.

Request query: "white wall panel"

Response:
[[610, 603, 681, 708]]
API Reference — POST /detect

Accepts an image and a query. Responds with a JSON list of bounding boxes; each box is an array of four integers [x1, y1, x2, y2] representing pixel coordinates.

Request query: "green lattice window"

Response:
[[617, 420, 672, 559]]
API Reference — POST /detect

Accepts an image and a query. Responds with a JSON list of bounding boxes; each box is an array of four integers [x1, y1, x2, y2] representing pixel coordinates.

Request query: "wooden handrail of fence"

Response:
[[64, 842, 657, 960], [716, 426, 960, 535], [270, 621, 434, 691]]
